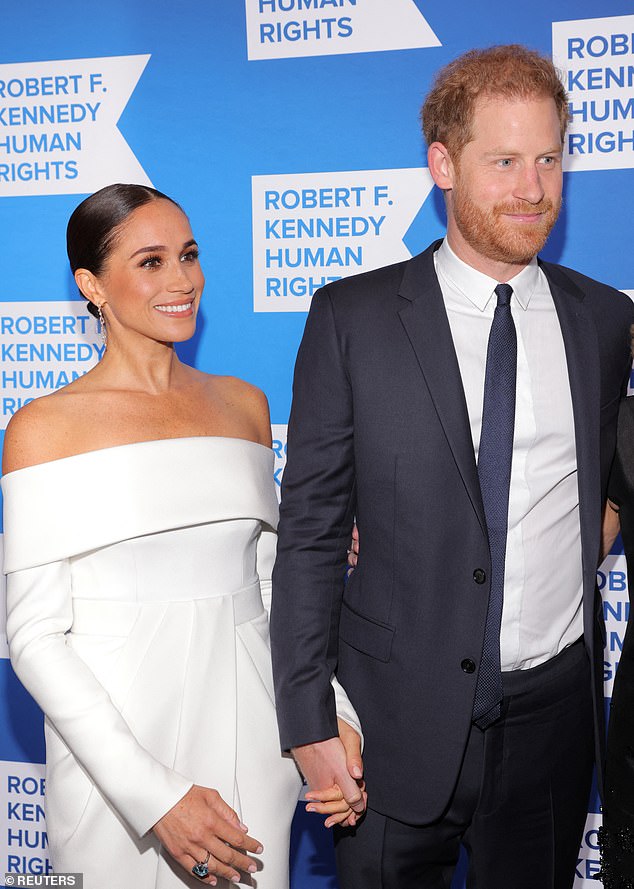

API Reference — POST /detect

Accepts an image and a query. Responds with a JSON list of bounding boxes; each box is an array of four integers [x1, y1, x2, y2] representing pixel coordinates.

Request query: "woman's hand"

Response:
[[304, 779, 367, 828], [304, 781, 366, 828], [347, 524, 359, 568], [304, 717, 367, 829], [153, 785, 263, 885]]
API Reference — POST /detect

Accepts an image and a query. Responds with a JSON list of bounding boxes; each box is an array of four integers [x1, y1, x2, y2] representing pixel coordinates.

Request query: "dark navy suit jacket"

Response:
[[271, 240, 634, 824]]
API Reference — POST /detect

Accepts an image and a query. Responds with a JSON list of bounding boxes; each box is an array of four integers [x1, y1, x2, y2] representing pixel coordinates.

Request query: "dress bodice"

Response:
[[1, 436, 279, 574], [70, 520, 262, 603]]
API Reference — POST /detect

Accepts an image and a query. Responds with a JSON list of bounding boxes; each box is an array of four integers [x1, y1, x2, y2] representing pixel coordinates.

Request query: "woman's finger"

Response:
[[305, 786, 345, 803], [185, 848, 217, 885], [208, 817, 263, 854], [324, 811, 355, 828], [306, 799, 352, 815], [207, 836, 260, 877]]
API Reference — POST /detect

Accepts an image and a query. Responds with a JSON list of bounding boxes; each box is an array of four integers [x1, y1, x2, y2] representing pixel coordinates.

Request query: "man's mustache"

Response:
[[494, 198, 558, 216]]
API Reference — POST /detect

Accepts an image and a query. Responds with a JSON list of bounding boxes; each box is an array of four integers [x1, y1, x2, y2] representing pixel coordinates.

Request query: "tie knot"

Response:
[[494, 283, 513, 307]]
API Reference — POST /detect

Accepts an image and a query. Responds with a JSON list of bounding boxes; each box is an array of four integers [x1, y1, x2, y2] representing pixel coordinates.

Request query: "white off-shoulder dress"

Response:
[[2, 437, 356, 889]]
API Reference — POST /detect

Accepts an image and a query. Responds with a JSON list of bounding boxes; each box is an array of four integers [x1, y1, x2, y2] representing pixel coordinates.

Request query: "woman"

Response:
[[599, 394, 634, 887], [2, 184, 364, 889]]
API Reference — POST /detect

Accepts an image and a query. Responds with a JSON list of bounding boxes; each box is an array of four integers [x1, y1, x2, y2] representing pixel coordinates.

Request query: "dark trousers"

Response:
[[335, 638, 594, 889]]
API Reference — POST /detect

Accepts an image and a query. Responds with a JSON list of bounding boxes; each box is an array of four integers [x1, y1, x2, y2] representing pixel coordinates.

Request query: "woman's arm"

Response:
[[6, 559, 193, 836]]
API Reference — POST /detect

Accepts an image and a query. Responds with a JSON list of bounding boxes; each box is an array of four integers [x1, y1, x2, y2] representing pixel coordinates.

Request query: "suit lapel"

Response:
[[395, 244, 602, 561], [397, 243, 487, 534], [396, 247, 602, 560], [541, 261, 601, 601]]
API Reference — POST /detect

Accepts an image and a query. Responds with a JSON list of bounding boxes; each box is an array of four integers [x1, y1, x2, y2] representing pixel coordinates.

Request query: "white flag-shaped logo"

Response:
[[552, 15, 634, 172], [245, 0, 441, 61], [0, 55, 152, 196], [252, 167, 435, 312]]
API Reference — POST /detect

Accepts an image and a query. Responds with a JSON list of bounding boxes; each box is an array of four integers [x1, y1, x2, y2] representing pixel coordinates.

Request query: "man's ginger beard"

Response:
[[449, 169, 562, 266]]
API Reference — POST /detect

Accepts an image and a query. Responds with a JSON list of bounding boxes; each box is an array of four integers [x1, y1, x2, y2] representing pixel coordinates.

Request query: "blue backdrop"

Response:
[[0, 1, 632, 885]]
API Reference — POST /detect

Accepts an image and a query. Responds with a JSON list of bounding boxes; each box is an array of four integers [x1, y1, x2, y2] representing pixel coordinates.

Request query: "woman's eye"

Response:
[[182, 250, 199, 263], [141, 255, 161, 269]]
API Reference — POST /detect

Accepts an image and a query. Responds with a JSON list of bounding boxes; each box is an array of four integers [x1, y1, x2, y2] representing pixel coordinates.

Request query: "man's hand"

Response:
[[295, 719, 367, 828], [339, 716, 363, 781]]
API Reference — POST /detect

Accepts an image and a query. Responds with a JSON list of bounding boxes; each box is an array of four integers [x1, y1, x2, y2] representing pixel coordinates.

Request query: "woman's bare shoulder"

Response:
[[2, 389, 87, 474], [212, 374, 268, 404], [202, 374, 272, 447]]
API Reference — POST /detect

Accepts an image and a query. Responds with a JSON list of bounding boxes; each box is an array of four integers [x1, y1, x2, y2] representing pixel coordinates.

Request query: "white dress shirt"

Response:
[[434, 239, 583, 670]]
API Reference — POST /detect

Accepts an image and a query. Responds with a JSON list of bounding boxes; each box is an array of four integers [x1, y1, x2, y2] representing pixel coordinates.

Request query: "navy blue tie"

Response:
[[472, 283, 517, 729]]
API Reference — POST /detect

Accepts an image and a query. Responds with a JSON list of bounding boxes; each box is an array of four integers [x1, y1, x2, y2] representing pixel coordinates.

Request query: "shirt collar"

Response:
[[435, 238, 539, 311]]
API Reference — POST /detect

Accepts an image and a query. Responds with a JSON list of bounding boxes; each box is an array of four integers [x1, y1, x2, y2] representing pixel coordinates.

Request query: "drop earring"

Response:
[[96, 304, 107, 348]]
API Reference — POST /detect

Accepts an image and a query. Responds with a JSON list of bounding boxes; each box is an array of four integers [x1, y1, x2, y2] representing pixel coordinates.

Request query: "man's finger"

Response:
[[336, 772, 366, 813], [339, 718, 364, 780]]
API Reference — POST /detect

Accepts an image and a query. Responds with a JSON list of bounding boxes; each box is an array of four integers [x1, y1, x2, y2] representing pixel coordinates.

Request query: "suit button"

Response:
[[461, 659, 476, 674], [473, 569, 486, 584]]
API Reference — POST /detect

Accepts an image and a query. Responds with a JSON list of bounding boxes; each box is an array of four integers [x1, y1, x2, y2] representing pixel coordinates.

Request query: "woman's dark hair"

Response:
[[66, 183, 182, 318]]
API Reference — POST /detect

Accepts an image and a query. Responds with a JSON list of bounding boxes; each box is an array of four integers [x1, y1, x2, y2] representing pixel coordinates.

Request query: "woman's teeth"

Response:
[[155, 302, 192, 314]]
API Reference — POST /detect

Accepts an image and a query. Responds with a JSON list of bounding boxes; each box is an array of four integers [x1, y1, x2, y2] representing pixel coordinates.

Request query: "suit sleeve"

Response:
[[271, 287, 357, 750], [6, 559, 193, 837], [259, 521, 363, 746]]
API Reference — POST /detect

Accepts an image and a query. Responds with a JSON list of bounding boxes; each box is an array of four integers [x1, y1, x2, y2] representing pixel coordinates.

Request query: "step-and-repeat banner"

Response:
[[0, 1, 633, 886]]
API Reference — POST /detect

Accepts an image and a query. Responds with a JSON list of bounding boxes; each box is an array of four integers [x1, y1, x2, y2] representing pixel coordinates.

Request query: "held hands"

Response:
[[294, 718, 367, 829], [153, 784, 263, 885]]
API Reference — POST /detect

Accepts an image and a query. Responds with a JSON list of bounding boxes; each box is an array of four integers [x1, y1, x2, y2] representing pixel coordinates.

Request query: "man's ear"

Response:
[[427, 141, 455, 191]]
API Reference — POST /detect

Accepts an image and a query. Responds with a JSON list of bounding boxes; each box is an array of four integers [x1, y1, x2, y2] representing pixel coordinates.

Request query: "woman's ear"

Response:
[[74, 268, 102, 310]]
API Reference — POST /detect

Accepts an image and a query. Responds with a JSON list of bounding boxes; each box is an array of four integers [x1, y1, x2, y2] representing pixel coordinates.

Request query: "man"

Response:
[[271, 45, 634, 887]]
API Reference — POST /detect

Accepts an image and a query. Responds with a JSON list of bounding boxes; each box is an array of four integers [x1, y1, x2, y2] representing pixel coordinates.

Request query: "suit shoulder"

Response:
[[543, 260, 632, 306], [314, 259, 411, 312], [317, 240, 441, 308], [542, 259, 634, 330]]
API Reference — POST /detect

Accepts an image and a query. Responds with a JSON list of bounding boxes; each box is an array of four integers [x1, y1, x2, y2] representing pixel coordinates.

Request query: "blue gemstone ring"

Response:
[[192, 851, 211, 879]]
